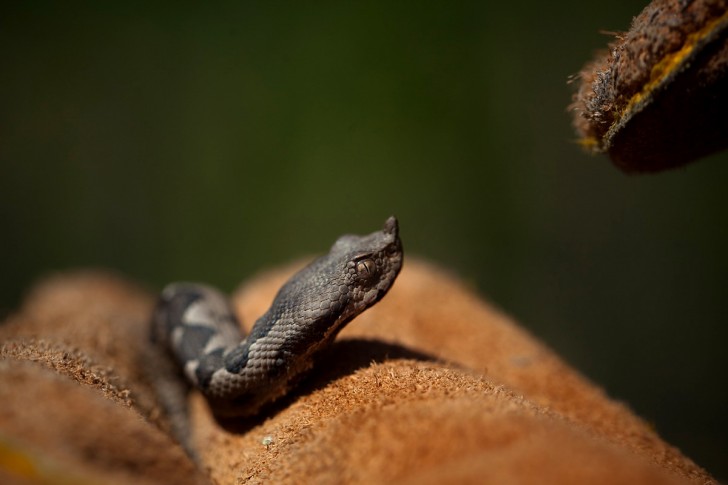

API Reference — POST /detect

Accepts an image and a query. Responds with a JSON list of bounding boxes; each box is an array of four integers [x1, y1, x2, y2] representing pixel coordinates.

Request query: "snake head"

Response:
[[329, 215, 403, 315], [260, 216, 403, 356]]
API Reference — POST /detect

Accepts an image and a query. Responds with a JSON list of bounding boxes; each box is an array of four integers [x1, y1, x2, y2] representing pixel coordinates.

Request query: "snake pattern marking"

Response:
[[152, 216, 403, 417]]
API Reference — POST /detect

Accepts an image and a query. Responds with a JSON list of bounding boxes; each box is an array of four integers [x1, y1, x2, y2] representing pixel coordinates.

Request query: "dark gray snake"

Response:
[[151, 217, 403, 418]]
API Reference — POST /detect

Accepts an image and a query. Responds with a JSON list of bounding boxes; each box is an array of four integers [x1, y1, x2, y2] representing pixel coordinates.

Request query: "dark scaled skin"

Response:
[[152, 216, 403, 417]]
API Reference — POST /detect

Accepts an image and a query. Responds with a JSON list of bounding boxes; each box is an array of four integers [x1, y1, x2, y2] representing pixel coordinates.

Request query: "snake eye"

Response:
[[355, 258, 376, 279]]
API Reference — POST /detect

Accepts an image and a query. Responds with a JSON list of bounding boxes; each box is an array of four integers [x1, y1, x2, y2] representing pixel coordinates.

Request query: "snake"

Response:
[[151, 216, 403, 418]]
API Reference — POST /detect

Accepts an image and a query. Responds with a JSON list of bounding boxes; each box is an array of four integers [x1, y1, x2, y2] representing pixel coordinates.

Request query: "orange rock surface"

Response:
[[0, 260, 715, 484]]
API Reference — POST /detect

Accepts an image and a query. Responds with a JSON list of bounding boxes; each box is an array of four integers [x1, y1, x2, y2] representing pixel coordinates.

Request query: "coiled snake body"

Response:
[[152, 217, 403, 418]]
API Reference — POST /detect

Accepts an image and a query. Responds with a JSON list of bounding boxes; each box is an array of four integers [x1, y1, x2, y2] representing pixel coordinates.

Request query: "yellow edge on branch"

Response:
[[621, 11, 728, 120]]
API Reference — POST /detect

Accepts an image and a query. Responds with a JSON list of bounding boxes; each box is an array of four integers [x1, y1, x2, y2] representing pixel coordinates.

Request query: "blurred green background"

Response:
[[1, 0, 726, 478]]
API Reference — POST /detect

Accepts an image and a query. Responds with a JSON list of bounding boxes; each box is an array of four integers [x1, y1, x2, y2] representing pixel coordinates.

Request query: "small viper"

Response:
[[151, 216, 403, 418]]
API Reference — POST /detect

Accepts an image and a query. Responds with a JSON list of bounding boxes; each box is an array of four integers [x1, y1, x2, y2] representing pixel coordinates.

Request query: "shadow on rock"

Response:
[[213, 337, 438, 433]]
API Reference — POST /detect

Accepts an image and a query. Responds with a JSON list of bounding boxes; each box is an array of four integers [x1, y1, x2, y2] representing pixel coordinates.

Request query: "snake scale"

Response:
[[151, 216, 403, 418]]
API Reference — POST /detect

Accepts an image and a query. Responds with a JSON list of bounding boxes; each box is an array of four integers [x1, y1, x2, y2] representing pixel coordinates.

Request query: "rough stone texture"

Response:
[[0, 272, 207, 485], [0, 261, 716, 484]]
